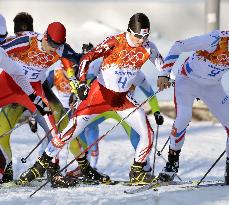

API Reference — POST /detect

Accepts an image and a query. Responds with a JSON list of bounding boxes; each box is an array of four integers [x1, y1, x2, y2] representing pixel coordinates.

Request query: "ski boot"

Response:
[[158, 148, 180, 182], [129, 161, 156, 185], [47, 162, 78, 188], [224, 157, 229, 185], [17, 153, 52, 185], [77, 156, 110, 184], [2, 162, 13, 183], [66, 166, 83, 178]]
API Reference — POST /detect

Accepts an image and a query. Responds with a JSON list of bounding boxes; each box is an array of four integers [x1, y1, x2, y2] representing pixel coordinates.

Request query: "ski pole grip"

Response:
[[21, 158, 27, 163]]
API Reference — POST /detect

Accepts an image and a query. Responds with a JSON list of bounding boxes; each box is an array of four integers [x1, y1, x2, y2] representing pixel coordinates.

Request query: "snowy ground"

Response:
[[1, 113, 228, 205]]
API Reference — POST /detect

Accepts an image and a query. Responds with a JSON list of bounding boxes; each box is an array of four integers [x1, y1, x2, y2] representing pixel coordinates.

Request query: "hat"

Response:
[[47, 22, 66, 44], [0, 14, 7, 36]]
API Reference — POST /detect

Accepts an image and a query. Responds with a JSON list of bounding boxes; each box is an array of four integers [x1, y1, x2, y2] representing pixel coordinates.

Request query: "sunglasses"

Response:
[[129, 28, 150, 39], [47, 34, 62, 48]]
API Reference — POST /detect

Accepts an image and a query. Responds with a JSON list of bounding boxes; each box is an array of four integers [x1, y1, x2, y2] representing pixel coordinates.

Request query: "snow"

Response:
[[1, 113, 228, 205], [0, 1, 229, 204]]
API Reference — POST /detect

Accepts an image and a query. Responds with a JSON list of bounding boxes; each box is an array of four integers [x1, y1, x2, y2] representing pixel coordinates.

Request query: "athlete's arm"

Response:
[[0, 35, 30, 55], [133, 71, 160, 113], [78, 36, 117, 82], [160, 30, 221, 77], [0, 47, 34, 95]]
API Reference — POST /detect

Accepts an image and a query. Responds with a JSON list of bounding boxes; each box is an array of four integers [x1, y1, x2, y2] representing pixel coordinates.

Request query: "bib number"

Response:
[[118, 77, 127, 89]]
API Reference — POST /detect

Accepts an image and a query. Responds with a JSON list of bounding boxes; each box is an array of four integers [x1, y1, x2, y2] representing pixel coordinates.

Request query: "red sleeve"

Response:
[[79, 35, 117, 81], [61, 57, 74, 71]]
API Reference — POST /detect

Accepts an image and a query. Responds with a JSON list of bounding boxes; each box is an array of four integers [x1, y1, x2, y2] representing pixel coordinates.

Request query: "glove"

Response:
[[82, 43, 94, 54], [77, 82, 89, 101], [28, 116, 38, 133], [69, 79, 79, 94], [69, 93, 79, 107], [29, 92, 52, 116], [154, 111, 164, 125]]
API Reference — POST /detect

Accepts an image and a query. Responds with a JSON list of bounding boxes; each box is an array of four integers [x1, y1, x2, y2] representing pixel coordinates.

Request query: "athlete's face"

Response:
[[41, 36, 56, 54], [129, 32, 146, 47]]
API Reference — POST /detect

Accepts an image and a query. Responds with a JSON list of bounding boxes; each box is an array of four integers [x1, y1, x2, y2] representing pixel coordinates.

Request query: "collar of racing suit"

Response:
[[126, 32, 137, 48]]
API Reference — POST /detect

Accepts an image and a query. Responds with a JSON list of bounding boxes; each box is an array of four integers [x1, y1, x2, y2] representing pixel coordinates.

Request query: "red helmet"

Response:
[[47, 22, 66, 45]]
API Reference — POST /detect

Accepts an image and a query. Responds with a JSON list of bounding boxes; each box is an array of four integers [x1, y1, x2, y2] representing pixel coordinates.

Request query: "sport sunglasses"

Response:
[[129, 28, 150, 39]]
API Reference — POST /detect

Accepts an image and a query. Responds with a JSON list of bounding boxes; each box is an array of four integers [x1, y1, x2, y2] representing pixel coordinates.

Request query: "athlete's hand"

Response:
[[77, 82, 89, 101], [154, 111, 164, 125], [29, 92, 52, 116], [157, 76, 171, 91]]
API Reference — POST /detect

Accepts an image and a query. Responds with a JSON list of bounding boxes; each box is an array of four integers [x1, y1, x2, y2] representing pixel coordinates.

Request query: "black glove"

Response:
[[29, 92, 52, 116], [82, 43, 94, 54], [69, 93, 79, 107], [154, 111, 164, 125], [77, 82, 89, 101], [28, 117, 38, 133]]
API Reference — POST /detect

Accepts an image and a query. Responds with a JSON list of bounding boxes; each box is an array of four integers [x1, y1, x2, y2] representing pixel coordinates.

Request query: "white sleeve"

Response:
[[160, 30, 221, 76], [133, 71, 152, 94], [148, 41, 164, 71], [0, 48, 34, 95]]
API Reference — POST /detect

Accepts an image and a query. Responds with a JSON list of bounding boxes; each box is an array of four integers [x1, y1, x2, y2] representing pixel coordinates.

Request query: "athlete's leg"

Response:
[[159, 75, 198, 182], [0, 104, 25, 181], [84, 123, 99, 168], [200, 83, 229, 184]]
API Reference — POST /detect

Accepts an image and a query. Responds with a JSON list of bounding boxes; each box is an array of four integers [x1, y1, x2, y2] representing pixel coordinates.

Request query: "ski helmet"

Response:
[[127, 13, 150, 39], [0, 14, 7, 36], [46, 22, 66, 48]]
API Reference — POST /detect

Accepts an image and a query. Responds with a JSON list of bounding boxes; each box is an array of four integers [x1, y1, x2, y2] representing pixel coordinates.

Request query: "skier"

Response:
[[157, 30, 229, 184], [0, 14, 48, 114], [0, 12, 69, 184], [46, 42, 163, 176], [67, 70, 164, 175], [18, 13, 164, 186], [0, 19, 83, 186]]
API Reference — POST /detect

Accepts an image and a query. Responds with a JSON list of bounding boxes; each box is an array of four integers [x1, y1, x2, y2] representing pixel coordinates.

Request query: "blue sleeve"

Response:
[[61, 43, 83, 66], [46, 70, 54, 88]]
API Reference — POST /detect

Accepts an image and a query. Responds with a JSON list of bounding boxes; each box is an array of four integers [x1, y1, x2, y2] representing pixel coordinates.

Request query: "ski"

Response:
[[124, 179, 226, 194], [124, 180, 174, 194]]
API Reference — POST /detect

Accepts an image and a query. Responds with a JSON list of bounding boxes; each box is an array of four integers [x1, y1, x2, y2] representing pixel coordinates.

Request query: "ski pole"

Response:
[[30, 90, 161, 197], [152, 125, 159, 177], [157, 137, 169, 156], [0, 118, 29, 139], [21, 102, 77, 163], [197, 150, 226, 186]]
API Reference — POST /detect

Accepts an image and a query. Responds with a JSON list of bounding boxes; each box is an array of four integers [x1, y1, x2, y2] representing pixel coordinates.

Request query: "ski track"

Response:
[[0, 115, 227, 204]]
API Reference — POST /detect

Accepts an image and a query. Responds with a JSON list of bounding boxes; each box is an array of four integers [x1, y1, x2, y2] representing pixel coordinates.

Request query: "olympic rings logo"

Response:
[[28, 51, 54, 64], [216, 54, 229, 64], [119, 50, 145, 66]]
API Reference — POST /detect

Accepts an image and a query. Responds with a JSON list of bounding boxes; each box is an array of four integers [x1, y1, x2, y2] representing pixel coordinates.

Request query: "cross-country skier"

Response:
[[0, 13, 69, 185], [157, 30, 229, 184], [18, 13, 164, 186], [67, 71, 164, 175], [47, 42, 163, 176], [0, 18, 83, 186]]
